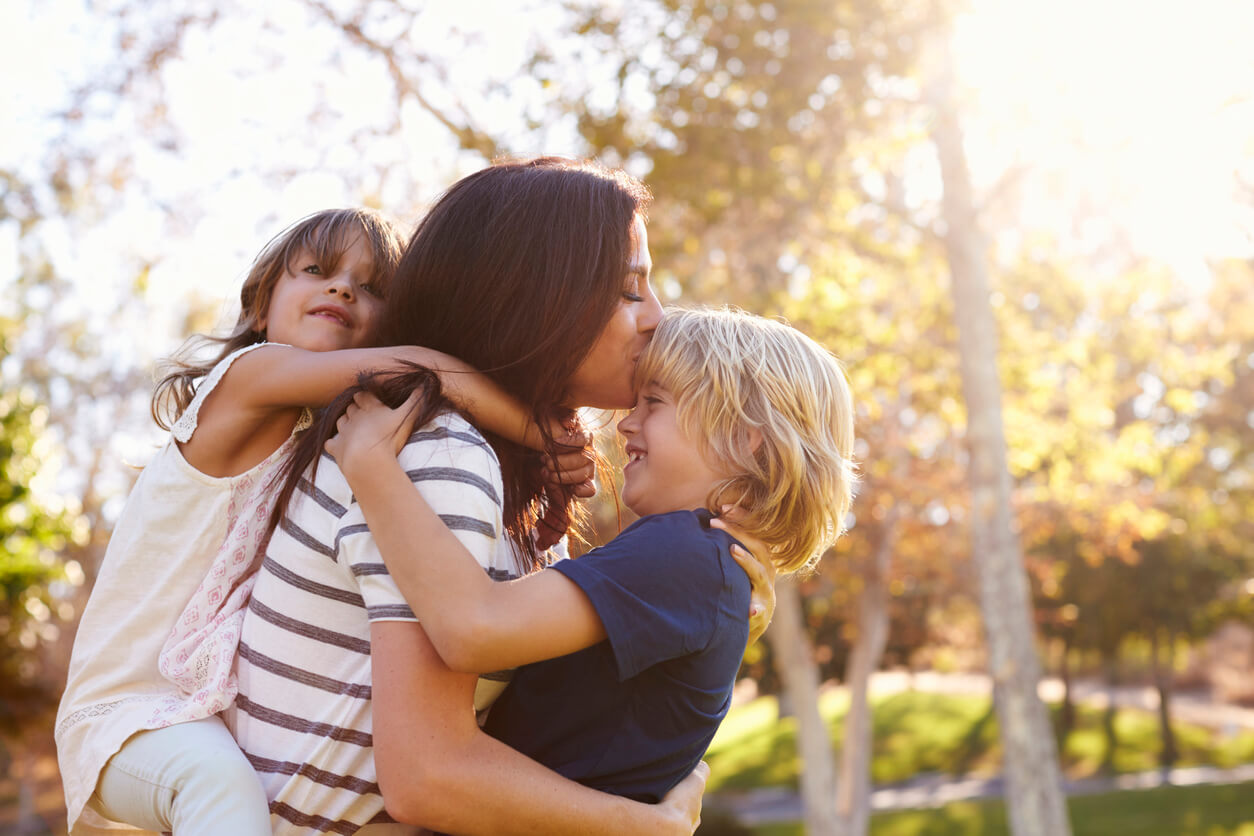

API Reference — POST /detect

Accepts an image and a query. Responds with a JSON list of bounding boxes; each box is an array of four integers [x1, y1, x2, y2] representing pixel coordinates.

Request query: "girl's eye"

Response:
[[360, 282, 385, 299], [644, 395, 663, 406], [302, 264, 323, 275]]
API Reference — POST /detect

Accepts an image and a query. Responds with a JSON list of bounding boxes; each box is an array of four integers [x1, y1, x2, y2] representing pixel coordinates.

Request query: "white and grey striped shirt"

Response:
[[228, 412, 520, 835]]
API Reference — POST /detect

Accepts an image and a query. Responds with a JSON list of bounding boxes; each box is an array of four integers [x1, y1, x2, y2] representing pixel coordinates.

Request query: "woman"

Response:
[[228, 158, 737, 835]]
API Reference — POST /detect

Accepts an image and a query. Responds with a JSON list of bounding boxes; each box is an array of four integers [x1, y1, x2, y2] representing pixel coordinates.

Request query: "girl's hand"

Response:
[[534, 427, 596, 551], [326, 389, 424, 486], [656, 760, 708, 835], [711, 507, 778, 648], [539, 427, 597, 500]]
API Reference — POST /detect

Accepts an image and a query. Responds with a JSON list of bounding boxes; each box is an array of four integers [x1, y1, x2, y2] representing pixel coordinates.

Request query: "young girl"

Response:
[[328, 304, 856, 804], [54, 207, 585, 836]]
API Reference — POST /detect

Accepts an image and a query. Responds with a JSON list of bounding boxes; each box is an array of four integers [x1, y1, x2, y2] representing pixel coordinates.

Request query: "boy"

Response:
[[330, 305, 856, 802]]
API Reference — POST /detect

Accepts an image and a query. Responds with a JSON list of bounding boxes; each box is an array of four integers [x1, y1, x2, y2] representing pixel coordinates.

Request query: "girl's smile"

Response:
[[261, 235, 384, 352]]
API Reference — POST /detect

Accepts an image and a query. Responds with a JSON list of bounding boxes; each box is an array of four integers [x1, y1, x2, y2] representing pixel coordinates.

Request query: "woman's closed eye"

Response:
[[622, 274, 645, 302]]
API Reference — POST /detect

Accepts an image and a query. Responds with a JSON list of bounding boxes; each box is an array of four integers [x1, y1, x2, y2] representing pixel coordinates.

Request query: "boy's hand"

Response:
[[326, 389, 424, 485], [656, 760, 708, 834], [711, 506, 778, 648]]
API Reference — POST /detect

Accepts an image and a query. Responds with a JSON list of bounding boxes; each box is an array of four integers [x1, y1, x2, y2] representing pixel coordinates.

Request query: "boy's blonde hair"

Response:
[[635, 306, 856, 575]]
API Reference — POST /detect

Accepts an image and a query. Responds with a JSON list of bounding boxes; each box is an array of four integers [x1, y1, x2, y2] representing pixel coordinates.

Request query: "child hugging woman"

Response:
[[329, 304, 857, 807], [55, 207, 584, 836]]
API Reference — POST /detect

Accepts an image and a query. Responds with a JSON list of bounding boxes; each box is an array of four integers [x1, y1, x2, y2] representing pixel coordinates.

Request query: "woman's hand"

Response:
[[655, 760, 708, 835], [325, 389, 423, 487], [710, 507, 778, 648]]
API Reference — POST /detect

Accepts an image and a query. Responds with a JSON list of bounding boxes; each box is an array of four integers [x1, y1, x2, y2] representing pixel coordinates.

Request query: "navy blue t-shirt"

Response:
[[483, 509, 752, 802]]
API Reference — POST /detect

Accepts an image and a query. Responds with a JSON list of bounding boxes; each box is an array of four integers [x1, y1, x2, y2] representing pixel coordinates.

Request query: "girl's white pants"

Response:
[[87, 716, 270, 836]]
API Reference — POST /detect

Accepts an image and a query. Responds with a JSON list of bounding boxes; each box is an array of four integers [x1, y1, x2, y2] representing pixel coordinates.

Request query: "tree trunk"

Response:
[[834, 517, 898, 836], [927, 33, 1073, 836], [1150, 630, 1178, 772], [1055, 638, 1075, 753], [767, 577, 838, 836], [1099, 650, 1120, 775]]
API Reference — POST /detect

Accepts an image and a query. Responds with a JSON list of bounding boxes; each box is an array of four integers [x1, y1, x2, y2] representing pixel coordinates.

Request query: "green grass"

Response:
[[745, 781, 1254, 835], [704, 690, 1254, 793]]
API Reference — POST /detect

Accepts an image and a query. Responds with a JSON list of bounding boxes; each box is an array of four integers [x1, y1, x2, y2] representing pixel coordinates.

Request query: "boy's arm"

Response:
[[371, 620, 706, 836], [328, 391, 606, 673]]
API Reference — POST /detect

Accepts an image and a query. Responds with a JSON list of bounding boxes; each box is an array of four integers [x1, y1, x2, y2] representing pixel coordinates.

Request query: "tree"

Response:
[[0, 317, 86, 834], [924, 32, 1072, 835]]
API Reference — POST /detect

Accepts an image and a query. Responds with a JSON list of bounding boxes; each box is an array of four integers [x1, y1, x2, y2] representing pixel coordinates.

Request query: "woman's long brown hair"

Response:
[[269, 158, 651, 567]]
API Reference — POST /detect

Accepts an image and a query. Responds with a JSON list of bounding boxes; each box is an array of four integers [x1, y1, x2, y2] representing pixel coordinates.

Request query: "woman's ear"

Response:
[[744, 426, 764, 456]]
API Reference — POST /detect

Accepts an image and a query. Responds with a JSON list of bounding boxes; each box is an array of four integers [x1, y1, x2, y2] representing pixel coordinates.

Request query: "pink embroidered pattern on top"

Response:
[[148, 436, 296, 728]]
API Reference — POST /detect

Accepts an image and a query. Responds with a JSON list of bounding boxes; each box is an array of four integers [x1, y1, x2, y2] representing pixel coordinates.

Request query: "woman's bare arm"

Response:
[[371, 621, 706, 836]]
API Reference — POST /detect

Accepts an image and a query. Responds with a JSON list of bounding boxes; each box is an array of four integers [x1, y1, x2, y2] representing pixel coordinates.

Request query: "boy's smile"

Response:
[[617, 382, 729, 517]]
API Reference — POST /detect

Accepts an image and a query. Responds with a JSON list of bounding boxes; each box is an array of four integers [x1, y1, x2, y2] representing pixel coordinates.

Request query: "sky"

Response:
[[4, 0, 1252, 329], [3, 0, 1253, 506]]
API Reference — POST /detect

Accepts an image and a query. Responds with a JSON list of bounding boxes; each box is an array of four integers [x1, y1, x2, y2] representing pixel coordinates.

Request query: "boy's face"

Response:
[[616, 381, 729, 517]]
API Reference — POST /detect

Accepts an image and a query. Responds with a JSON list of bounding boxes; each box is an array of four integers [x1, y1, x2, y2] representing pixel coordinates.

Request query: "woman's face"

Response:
[[564, 215, 664, 409]]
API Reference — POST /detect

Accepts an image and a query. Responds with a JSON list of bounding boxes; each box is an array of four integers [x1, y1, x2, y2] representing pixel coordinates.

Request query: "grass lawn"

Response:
[[704, 690, 1254, 793], [748, 781, 1254, 835]]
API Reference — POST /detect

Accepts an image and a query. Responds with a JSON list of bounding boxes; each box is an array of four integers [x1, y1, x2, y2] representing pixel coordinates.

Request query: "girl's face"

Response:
[[617, 381, 729, 516], [261, 234, 385, 352], [563, 215, 664, 409]]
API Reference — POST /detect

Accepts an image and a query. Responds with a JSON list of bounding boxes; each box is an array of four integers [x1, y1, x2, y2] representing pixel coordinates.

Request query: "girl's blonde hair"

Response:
[[634, 306, 857, 575], [151, 208, 406, 430]]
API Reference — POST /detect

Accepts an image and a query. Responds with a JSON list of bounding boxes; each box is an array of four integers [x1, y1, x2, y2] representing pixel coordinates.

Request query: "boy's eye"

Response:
[[643, 395, 663, 406]]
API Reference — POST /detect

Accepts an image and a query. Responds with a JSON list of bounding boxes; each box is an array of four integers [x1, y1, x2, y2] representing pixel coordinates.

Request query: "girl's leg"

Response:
[[91, 717, 270, 836]]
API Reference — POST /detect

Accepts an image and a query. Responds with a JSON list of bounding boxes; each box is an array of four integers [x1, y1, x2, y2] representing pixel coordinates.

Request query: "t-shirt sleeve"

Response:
[[335, 414, 507, 622], [552, 514, 733, 680]]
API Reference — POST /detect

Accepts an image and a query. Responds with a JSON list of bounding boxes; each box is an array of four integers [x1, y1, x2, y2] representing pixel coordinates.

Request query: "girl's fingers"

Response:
[[541, 463, 596, 486], [570, 479, 597, 499], [545, 448, 594, 469]]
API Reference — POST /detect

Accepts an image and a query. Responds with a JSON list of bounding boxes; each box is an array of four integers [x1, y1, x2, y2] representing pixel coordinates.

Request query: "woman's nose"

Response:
[[639, 290, 664, 333]]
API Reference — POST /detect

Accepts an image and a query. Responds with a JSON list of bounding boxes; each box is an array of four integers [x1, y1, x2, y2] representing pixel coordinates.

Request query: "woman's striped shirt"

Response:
[[228, 412, 520, 835]]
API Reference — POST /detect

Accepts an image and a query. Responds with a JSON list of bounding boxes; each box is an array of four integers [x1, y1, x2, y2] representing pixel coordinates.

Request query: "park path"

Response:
[[715, 670, 1254, 825], [716, 763, 1254, 824]]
